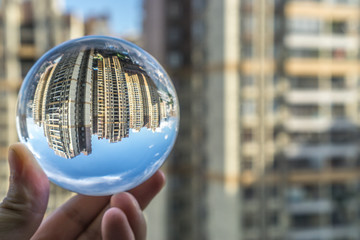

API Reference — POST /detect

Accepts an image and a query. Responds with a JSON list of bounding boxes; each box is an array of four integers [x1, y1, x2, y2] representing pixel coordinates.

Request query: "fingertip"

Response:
[[111, 192, 139, 209], [8, 143, 44, 175], [7, 143, 49, 206], [103, 207, 127, 224], [110, 192, 147, 240], [146, 170, 166, 196], [154, 170, 166, 189], [9, 143, 32, 159], [102, 208, 135, 240], [127, 170, 166, 210], [0, 144, 49, 239]]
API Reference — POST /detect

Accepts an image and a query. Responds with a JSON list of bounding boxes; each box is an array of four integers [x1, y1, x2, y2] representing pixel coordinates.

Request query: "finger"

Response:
[[102, 208, 135, 240], [78, 171, 163, 239], [77, 203, 110, 240], [110, 192, 146, 240], [128, 170, 165, 210], [0, 143, 49, 240], [32, 195, 110, 239], [80, 192, 147, 240]]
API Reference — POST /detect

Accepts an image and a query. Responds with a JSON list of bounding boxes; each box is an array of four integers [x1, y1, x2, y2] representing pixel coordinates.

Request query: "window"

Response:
[[242, 157, 253, 171], [242, 128, 254, 142], [331, 104, 345, 118], [331, 210, 348, 226], [290, 76, 318, 89], [290, 104, 319, 118], [330, 130, 354, 144], [243, 213, 257, 228], [267, 186, 279, 198], [20, 25, 35, 45], [335, 0, 349, 3], [290, 132, 324, 145], [291, 214, 320, 228], [243, 14, 254, 33], [288, 48, 319, 58], [241, 75, 255, 87], [328, 156, 347, 169], [192, 21, 204, 41], [331, 76, 346, 89], [302, 184, 320, 199], [243, 186, 256, 200], [289, 157, 314, 171], [21, 59, 35, 78], [242, 42, 253, 58], [168, 1, 181, 18], [168, 51, 182, 68], [332, 21, 347, 34], [287, 18, 320, 34], [192, 0, 206, 12], [267, 211, 279, 226], [241, 100, 256, 116], [332, 49, 347, 59], [168, 27, 181, 43]]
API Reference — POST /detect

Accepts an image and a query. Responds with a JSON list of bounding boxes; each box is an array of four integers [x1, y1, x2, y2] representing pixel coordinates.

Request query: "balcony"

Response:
[[284, 144, 358, 159], [285, 90, 357, 104], [288, 199, 332, 214], [285, 58, 360, 75], [285, 118, 355, 132], [288, 169, 360, 184], [18, 44, 36, 59], [285, 1, 360, 21], [289, 226, 358, 240], [241, 59, 275, 75], [285, 34, 359, 50]]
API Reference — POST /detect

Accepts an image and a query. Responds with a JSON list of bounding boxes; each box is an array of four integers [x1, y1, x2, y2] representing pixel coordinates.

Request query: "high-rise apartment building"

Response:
[[30, 47, 165, 159], [277, 1, 360, 239], [143, 0, 360, 239]]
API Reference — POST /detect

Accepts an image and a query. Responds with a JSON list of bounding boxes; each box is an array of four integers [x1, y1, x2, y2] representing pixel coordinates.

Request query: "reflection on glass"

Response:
[[16, 36, 179, 196]]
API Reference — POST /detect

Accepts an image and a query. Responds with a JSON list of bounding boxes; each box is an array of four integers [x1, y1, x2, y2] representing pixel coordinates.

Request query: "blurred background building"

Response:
[[144, 0, 360, 240], [1, 0, 360, 239]]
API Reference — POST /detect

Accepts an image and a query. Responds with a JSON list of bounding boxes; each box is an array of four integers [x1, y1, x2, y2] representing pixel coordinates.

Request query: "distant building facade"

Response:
[[143, 0, 360, 240]]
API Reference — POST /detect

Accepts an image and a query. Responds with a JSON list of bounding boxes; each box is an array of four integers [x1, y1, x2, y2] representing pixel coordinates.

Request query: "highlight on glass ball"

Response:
[[16, 36, 179, 196]]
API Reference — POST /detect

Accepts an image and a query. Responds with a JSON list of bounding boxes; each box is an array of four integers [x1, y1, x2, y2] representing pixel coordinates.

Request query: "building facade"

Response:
[[143, 0, 360, 239], [31, 47, 164, 159]]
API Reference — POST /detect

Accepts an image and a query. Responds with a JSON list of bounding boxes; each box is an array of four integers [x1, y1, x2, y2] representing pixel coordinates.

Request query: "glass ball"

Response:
[[16, 36, 179, 196]]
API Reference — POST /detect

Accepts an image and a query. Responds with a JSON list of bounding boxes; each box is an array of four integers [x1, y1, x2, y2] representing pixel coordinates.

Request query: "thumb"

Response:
[[0, 143, 49, 240]]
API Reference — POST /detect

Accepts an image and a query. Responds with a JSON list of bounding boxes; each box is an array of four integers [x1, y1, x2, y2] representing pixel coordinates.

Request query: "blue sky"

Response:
[[64, 0, 143, 36], [24, 117, 178, 195]]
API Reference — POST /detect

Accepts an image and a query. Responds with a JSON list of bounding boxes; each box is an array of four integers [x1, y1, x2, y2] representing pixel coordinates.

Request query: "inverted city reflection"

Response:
[[16, 36, 179, 195]]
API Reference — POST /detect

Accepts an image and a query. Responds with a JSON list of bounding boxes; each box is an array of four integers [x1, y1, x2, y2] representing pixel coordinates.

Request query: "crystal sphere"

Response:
[[16, 36, 179, 196]]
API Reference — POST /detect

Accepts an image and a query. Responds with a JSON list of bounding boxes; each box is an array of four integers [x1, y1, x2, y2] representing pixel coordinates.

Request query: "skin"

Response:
[[0, 143, 165, 240]]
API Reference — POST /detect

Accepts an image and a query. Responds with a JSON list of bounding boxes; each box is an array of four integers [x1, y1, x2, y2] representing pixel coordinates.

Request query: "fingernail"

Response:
[[8, 148, 22, 184]]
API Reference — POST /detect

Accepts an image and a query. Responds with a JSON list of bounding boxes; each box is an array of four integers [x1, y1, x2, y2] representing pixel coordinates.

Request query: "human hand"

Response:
[[0, 143, 165, 240]]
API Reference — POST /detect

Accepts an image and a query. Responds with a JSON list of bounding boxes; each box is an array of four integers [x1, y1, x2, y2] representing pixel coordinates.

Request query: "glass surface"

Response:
[[16, 36, 179, 196]]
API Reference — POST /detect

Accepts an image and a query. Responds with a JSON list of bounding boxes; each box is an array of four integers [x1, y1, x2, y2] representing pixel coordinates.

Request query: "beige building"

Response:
[[33, 48, 94, 159], [93, 52, 163, 142], [95, 54, 130, 142], [143, 0, 360, 239], [32, 47, 164, 158]]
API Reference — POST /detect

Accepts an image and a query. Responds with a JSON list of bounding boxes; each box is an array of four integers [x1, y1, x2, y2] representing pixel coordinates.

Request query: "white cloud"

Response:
[[47, 171, 125, 188], [155, 118, 178, 133]]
